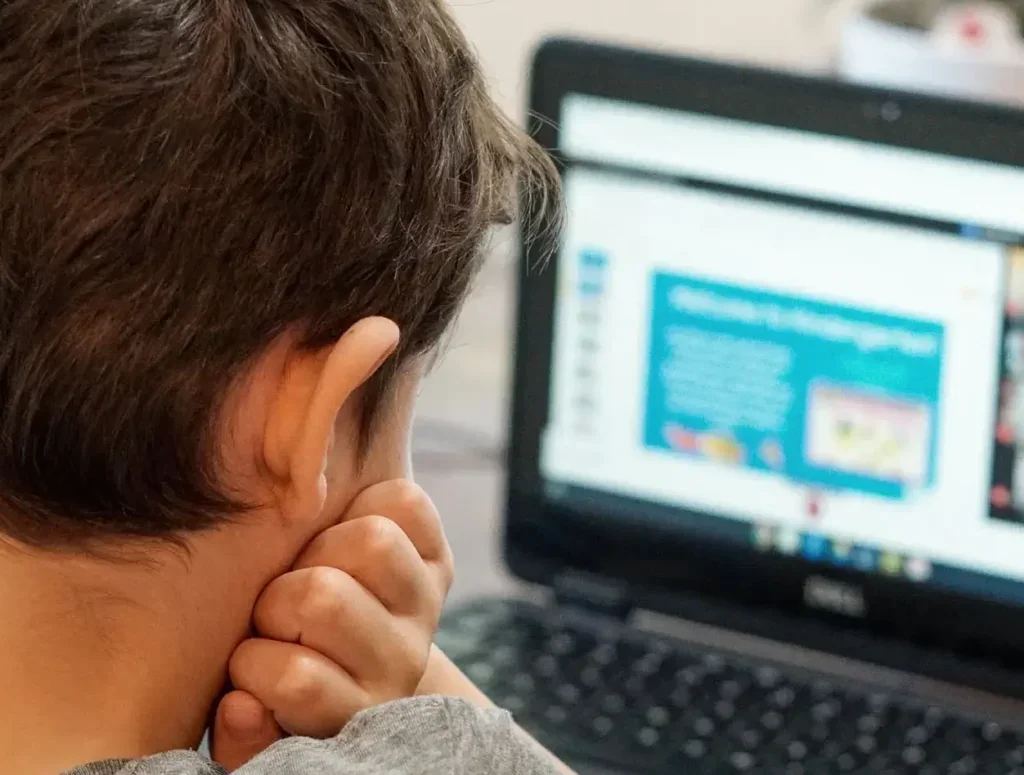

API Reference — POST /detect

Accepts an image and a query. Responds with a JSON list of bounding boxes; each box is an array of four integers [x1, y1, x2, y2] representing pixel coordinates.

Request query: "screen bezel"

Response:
[[506, 38, 1024, 694]]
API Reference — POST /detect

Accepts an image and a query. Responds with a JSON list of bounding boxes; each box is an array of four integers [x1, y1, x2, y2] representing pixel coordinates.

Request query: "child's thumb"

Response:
[[211, 690, 283, 772]]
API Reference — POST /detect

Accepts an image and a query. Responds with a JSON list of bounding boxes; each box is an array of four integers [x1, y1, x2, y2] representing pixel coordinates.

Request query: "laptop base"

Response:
[[439, 599, 1024, 775]]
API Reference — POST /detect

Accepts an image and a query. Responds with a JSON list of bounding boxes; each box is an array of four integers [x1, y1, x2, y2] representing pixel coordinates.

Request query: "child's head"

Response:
[[0, 0, 558, 556]]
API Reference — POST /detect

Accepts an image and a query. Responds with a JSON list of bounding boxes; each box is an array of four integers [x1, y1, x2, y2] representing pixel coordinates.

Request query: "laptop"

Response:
[[436, 38, 1024, 774]]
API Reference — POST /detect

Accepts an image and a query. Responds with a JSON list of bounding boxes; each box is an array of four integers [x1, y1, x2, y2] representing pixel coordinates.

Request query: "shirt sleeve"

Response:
[[235, 697, 561, 775]]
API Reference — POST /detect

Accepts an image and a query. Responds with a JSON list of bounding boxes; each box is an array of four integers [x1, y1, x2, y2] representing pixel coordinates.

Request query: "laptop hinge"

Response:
[[552, 570, 635, 622]]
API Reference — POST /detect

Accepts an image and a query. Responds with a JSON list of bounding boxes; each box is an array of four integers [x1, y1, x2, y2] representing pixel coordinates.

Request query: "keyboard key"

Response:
[[591, 644, 616, 666], [511, 673, 535, 693], [636, 727, 660, 748], [556, 684, 580, 704], [787, 741, 808, 760], [950, 756, 978, 774], [729, 751, 756, 771], [720, 679, 743, 700], [622, 675, 647, 697], [715, 701, 736, 721], [466, 661, 495, 684], [738, 729, 762, 749], [903, 746, 926, 766], [590, 716, 614, 738], [682, 739, 707, 760], [492, 645, 518, 665], [544, 706, 567, 726], [868, 693, 890, 709], [811, 700, 839, 722], [501, 695, 526, 714], [703, 653, 727, 673], [578, 666, 601, 688], [836, 753, 857, 771], [906, 725, 931, 745], [645, 706, 670, 727], [534, 655, 558, 677], [452, 612, 492, 634], [761, 711, 785, 732], [693, 716, 716, 737], [857, 714, 883, 734], [547, 632, 576, 655], [855, 735, 877, 754], [669, 687, 691, 708], [676, 666, 703, 686], [771, 687, 797, 709], [756, 666, 782, 689], [983, 722, 1003, 743], [600, 693, 626, 715]]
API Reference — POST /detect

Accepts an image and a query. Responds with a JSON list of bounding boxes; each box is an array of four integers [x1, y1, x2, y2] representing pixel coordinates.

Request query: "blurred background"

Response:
[[414, 0, 1024, 602]]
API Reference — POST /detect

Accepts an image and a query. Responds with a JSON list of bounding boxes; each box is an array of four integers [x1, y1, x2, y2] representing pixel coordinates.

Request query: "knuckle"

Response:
[[360, 514, 404, 558], [297, 567, 349, 626], [391, 479, 429, 513], [277, 653, 328, 709]]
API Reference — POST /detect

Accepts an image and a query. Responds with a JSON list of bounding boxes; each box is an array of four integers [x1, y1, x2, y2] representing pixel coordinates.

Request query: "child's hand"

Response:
[[211, 480, 454, 770]]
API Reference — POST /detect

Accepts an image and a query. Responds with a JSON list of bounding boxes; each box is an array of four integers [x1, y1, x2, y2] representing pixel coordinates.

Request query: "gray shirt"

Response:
[[66, 697, 558, 775]]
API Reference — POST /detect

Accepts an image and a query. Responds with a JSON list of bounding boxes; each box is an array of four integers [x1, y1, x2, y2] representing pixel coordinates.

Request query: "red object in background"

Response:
[[998, 423, 1016, 445], [992, 485, 1012, 509], [1009, 300, 1022, 317], [961, 14, 986, 44], [806, 491, 823, 521], [664, 424, 699, 453]]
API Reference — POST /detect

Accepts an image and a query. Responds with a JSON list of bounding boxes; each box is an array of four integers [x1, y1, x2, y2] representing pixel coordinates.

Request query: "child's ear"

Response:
[[263, 317, 400, 522]]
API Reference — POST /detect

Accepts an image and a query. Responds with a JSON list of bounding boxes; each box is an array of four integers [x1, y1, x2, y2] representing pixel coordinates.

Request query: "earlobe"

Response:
[[263, 317, 400, 523]]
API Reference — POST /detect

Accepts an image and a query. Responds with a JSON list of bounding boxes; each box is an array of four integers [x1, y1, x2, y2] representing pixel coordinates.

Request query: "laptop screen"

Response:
[[539, 93, 1024, 607]]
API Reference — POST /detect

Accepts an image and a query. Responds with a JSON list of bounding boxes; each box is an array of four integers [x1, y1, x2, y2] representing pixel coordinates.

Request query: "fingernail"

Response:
[[224, 705, 266, 740]]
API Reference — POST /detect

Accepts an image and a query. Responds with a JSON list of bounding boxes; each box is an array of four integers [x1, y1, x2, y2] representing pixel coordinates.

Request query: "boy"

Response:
[[0, 0, 564, 772]]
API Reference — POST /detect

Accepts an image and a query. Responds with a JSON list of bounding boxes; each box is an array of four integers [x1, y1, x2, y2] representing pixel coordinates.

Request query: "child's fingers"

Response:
[[210, 690, 283, 772], [335, 481, 455, 598], [337, 480, 450, 564], [228, 638, 369, 738], [294, 515, 440, 621], [253, 566, 425, 693]]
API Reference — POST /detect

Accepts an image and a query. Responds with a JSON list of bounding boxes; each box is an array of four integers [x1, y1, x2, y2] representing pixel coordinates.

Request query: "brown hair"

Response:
[[0, 0, 560, 549]]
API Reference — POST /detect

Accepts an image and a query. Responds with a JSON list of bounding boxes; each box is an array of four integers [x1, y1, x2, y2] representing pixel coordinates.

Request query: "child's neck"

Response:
[[0, 538, 257, 774]]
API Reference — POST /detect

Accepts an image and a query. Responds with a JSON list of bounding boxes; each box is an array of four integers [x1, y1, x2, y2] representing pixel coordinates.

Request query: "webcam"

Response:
[[865, 100, 902, 122]]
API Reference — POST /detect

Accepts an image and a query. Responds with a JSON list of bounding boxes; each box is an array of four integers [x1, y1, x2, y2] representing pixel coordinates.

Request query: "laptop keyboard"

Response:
[[437, 602, 1024, 774]]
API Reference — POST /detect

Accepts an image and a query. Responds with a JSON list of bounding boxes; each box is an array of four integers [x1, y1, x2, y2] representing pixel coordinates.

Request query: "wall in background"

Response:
[[448, 0, 861, 118]]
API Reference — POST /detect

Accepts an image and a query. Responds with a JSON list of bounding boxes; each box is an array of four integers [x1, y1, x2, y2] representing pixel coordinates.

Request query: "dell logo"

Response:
[[803, 576, 866, 618]]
